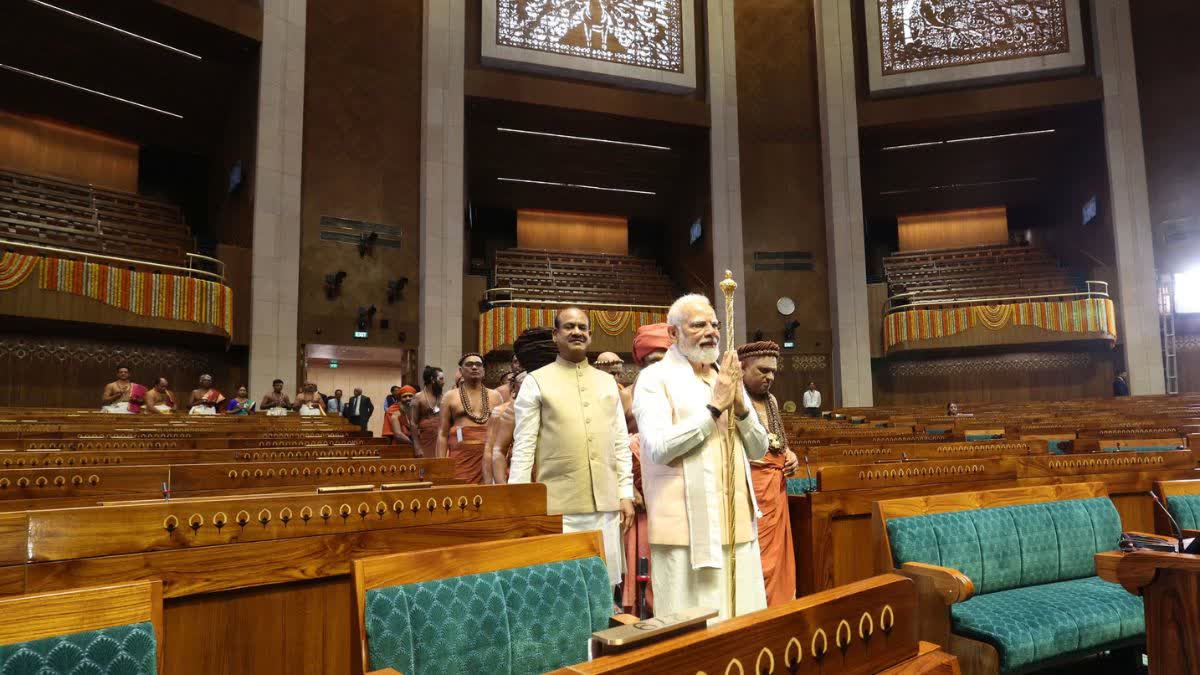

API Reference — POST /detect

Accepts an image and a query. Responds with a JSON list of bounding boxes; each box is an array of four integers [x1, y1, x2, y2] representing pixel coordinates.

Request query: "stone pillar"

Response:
[[1094, 1, 1164, 394], [249, 0, 305, 398], [708, 0, 747, 345], [418, 0, 466, 374], [814, 0, 872, 406]]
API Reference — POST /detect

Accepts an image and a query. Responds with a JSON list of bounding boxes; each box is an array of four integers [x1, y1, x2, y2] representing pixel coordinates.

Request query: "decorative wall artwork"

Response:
[[483, 0, 697, 92], [864, 0, 1085, 94]]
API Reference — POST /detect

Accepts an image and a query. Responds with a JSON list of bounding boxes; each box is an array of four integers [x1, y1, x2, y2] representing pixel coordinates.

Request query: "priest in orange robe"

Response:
[[737, 340, 799, 606]]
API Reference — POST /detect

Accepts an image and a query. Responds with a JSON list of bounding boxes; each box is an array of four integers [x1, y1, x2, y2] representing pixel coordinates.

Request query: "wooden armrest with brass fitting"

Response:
[[900, 562, 975, 604], [590, 607, 716, 656], [608, 613, 641, 627]]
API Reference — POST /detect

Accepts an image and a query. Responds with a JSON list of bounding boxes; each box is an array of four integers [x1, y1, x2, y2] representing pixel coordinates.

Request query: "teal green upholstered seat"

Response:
[[950, 576, 1143, 672], [364, 556, 611, 675], [965, 432, 1004, 441], [1046, 439, 1071, 454], [886, 497, 1142, 672], [1100, 444, 1181, 453], [786, 477, 817, 495], [1167, 493, 1200, 530], [0, 622, 158, 675]]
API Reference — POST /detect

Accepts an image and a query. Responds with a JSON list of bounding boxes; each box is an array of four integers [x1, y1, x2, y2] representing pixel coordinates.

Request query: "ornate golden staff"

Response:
[[719, 270, 738, 616]]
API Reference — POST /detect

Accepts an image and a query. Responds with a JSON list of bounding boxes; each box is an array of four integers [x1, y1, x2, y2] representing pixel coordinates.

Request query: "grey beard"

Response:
[[679, 341, 719, 365]]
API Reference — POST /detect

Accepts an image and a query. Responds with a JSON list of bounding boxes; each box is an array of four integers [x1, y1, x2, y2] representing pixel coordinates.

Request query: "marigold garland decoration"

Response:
[[0, 252, 38, 290], [884, 298, 1116, 352], [480, 306, 666, 354], [0, 252, 232, 336], [591, 310, 632, 336]]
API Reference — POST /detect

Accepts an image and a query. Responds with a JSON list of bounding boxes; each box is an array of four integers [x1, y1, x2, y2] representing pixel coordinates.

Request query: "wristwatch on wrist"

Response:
[[706, 404, 721, 419], [735, 409, 750, 421]]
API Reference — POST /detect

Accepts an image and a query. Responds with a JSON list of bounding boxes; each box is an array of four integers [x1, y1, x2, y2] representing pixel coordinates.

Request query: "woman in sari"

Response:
[[225, 386, 255, 415]]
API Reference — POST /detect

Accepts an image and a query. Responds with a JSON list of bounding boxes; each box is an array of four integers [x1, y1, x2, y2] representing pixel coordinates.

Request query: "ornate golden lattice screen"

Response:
[[878, 0, 1071, 74], [497, 0, 684, 73], [483, 0, 696, 92], [864, 0, 1084, 94]]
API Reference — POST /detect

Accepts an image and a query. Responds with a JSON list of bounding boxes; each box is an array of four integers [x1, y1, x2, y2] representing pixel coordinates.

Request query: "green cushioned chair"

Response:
[[1167, 492, 1200, 529], [0, 581, 162, 675], [876, 484, 1143, 674], [354, 533, 616, 675]]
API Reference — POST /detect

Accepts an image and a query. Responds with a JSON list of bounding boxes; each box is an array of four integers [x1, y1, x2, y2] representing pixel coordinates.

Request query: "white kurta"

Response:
[[633, 345, 770, 621], [509, 373, 634, 586], [563, 511, 624, 585]]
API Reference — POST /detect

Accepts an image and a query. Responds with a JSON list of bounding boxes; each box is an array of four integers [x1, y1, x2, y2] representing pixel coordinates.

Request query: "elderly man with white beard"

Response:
[[632, 293, 769, 621]]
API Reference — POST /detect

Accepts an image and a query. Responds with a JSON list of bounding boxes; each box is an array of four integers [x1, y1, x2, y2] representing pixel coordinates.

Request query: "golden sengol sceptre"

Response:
[[718, 269, 738, 616]]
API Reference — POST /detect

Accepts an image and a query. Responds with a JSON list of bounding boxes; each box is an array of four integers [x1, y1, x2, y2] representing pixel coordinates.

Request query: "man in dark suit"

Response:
[[343, 387, 374, 433]]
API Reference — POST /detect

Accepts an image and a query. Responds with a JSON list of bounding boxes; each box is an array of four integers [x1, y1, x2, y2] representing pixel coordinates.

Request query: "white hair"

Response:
[[667, 293, 714, 330]]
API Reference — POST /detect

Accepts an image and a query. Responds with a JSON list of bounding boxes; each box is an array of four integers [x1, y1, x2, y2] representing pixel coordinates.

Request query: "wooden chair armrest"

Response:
[[609, 613, 640, 627], [367, 670, 403, 675], [1184, 528, 1200, 539], [900, 562, 975, 604]]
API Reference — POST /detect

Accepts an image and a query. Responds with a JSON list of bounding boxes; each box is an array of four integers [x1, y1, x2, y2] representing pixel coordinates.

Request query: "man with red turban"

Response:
[[382, 385, 417, 444], [737, 340, 799, 606], [620, 322, 671, 615]]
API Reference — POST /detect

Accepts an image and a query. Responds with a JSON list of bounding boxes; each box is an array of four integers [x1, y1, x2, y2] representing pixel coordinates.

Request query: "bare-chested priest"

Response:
[[259, 379, 292, 415], [737, 340, 799, 606], [437, 353, 502, 483], [142, 377, 176, 414], [510, 308, 635, 587], [101, 365, 134, 413], [188, 374, 225, 416], [410, 366, 444, 458]]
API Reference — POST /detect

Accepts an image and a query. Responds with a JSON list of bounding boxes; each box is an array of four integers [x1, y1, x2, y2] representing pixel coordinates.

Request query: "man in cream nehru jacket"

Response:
[[509, 307, 635, 586]]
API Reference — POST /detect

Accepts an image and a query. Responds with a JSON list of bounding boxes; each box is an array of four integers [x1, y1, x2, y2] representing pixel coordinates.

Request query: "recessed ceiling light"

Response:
[[879, 177, 1038, 196], [497, 127, 670, 151], [25, 0, 202, 60], [944, 129, 1056, 144], [497, 177, 655, 196], [881, 128, 1055, 151], [0, 63, 183, 119]]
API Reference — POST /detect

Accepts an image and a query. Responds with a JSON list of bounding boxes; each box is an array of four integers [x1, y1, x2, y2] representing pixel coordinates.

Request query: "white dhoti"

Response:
[[152, 404, 173, 414], [266, 407, 289, 416], [649, 541, 767, 622], [101, 402, 132, 414], [298, 405, 324, 417], [563, 511, 624, 586], [188, 405, 217, 416]]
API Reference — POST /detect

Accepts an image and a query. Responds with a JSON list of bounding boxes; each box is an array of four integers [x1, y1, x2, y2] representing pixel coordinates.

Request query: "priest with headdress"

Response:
[[737, 340, 798, 605]]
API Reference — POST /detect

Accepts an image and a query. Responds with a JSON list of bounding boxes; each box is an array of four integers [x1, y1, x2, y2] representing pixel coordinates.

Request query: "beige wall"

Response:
[[305, 362, 407, 431]]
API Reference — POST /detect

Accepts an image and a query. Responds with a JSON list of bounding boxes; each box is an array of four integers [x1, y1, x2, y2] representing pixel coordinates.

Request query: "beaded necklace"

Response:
[[761, 394, 786, 452], [458, 383, 492, 424]]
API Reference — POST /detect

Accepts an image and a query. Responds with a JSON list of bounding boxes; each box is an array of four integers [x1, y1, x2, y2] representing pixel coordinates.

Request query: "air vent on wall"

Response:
[[753, 251, 813, 272], [319, 216, 402, 248]]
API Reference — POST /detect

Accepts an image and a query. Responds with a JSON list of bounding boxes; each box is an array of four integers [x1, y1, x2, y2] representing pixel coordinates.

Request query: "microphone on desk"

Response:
[[1150, 492, 1184, 553]]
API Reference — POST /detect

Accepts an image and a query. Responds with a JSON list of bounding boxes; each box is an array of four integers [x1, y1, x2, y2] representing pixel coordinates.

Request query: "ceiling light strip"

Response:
[[25, 0, 202, 60], [496, 127, 671, 151], [0, 63, 184, 119], [497, 177, 655, 196], [879, 177, 1038, 196], [880, 128, 1057, 152], [944, 129, 1056, 144]]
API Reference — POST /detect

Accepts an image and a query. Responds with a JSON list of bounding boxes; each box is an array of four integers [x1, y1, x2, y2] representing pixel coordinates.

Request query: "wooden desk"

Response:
[[1095, 550, 1200, 674]]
